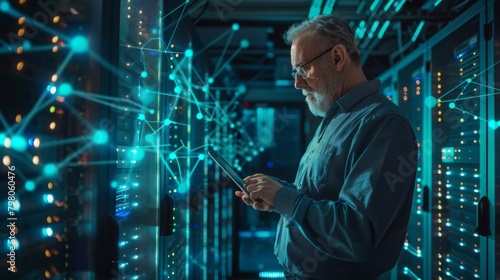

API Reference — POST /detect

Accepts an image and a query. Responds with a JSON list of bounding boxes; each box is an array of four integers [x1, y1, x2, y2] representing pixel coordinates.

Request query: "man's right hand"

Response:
[[235, 191, 274, 212]]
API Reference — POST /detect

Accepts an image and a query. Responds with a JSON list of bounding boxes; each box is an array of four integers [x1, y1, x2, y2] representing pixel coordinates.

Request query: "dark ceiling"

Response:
[[187, 0, 478, 101]]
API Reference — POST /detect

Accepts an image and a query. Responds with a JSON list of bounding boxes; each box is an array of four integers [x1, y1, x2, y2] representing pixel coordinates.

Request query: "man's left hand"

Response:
[[244, 173, 283, 208]]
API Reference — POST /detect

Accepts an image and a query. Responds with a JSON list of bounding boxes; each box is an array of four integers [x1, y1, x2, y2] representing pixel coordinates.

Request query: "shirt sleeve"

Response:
[[267, 175, 295, 188], [273, 114, 417, 262]]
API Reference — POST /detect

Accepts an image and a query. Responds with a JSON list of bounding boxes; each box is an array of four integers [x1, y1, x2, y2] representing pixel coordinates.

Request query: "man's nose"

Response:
[[294, 75, 307, 89]]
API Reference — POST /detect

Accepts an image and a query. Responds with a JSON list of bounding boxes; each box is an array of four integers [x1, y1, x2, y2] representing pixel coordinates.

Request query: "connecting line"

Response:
[[20, 45, 55, 53], [15, 88, 53, 135], [0, 38, 10, 50], [211, 46, 242, 79], [453, 106, 488, 122], [61, 102, 94, 132], [143, 119, 156, 135], [152, 140, 182, 187], [469, 81, 500, 92], [452, 82, 471, 103], [38, 137, 88, 149], [165, 1, 189, 52], [0, 44, 55, 54], [195, 28, 233, 56], [58, 142, 94, 168], [161, 1, 188, 20], [66, 160, 118, 167], [439, 80, 469, 100], [72, 90, 148, 114], [214, 29, 235, 72]]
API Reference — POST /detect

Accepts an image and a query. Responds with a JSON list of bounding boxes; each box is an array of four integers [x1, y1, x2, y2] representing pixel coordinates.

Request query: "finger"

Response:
[[242, 195, 254, 206], [264, 204, 274, 212], [252, 201, 264, 211], [235, 191, 244, 197]]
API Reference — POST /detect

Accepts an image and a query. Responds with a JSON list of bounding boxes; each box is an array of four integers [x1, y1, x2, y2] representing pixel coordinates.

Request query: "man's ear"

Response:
[[332, 44, 348, 69]]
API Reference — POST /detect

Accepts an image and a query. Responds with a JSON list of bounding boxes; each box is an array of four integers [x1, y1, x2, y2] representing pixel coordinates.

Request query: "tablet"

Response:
[[208, 150, 251, 198]]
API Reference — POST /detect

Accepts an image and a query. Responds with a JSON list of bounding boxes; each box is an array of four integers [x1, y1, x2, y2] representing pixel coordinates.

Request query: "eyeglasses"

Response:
[[291, 46, 334, 80]]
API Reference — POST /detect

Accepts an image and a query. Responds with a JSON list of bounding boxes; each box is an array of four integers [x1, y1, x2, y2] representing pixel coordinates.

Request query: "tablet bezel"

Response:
[[208, 150, 251, 198]]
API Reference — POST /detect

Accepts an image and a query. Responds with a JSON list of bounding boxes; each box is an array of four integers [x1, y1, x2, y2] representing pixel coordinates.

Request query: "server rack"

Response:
[[378, 1, 497, 279]]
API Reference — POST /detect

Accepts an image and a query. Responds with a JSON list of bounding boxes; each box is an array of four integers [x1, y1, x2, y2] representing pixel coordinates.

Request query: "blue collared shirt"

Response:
[[273, 80, 417, 279]]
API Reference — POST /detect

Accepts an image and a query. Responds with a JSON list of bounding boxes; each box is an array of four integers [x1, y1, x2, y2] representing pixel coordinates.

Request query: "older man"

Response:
[[236, 15, 417, 279]]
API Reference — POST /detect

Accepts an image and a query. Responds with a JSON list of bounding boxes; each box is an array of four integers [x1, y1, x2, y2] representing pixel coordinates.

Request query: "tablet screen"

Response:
[[208, 150, 250, 197]]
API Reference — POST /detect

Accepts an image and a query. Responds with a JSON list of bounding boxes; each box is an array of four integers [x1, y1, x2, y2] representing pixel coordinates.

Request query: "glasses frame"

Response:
[[291, 46, 334, 80]]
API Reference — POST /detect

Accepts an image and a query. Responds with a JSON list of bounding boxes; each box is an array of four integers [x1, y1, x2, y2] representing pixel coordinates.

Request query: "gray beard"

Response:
[[305, 93, 330, 117]]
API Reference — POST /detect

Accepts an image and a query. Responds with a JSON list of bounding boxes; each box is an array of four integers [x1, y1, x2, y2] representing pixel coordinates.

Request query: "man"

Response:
[[235, 15, 417, 279]]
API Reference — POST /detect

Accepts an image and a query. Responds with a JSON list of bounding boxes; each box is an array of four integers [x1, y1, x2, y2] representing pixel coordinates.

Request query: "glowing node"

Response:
[[168, 74, 175, 80], [163, 119, 172, 125], [149, 109, 155, 114], [466, 78, 472, 83], [126, 147, 145, 161], [145, 134, 154, 143], [202, 85, 208, 93], [49, 106, 56, 113], [424, 96, 437, 108], [152, 28, 158, 34], [7, 238, 20, 250], [43, 164, 58, 177], [0, 1, 10, 12], [240, 39, 249, 48], [198, 154, 205, 160], [208, 77, 214, 84], [230, 123, 235, 129], [488, 120, 498, 129], [185, 49, 193, 58], [137, 88, 154, 105], [93, 130, 109, 145], [232, 23, 240, 31], [71, 35, 89, 53], [174, 86, 182, 94], [11, 135, 27, 152], [110, 181, 118, 188], [196, 113, 203, 120], [50, 86, 57, 94], [169, 152, 176, 160], [449, 102, 456, 109], [58, 83, 73, 96], [177, 183, 187, 194], [237, 83, 246, 94], [25, 181, 35, 191], [141, 71, 148, 78], [22, 40, 31, 50], [42, 227, 53, 237], [138, 113, 146, 120]]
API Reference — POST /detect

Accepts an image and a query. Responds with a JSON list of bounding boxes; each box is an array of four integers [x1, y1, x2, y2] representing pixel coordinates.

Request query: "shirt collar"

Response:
[[326, 79, 381, 118]]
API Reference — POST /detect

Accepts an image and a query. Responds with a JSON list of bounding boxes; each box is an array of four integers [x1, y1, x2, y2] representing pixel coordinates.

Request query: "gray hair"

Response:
[[283, 15, 361, 66]]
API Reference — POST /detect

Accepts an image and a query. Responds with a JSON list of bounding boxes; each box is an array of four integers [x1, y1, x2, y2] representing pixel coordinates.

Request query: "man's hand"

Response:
[[234, 173, 283, 212]]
